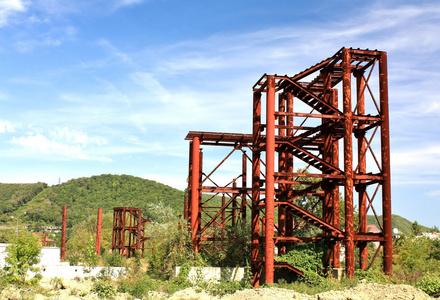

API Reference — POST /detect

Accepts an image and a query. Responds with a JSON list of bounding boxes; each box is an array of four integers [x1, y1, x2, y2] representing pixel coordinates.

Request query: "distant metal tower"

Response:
[[111, 207, 153, 257]]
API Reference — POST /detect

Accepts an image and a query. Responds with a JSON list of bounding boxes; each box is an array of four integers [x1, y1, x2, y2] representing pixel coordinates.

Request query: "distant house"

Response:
[[420, 232, 440, 240], [367, 224, 380, 233]]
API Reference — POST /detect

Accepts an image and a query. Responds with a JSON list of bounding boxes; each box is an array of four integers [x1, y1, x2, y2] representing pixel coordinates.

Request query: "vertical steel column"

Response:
[[356, 71, 368, 270], [265, 75, 276, 284], [379, 52, 393, 275], [187, 142, 193, 222], [42, 231, 47, 247], [96, 208, 102, 257], [184, 195, 189, 219], [232, 182, 238, 226], [121, 208, 126, 255], [251, 90, 262, 287], [342, 48, 355, 278], [278, 93, 286, 255], [137, 209, 142, 254], [111, 209, 116, 252], [222, 194, 226, 230], [242, 152, 247, 221], [61, 205, 67, 261], [322, 69, 333, 239], [191, 136, 201, 253], [285, 92, 294, 251], [331, 89, 341, 268]]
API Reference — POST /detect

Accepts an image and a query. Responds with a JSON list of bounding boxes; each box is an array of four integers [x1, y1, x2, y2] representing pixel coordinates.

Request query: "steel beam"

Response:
[[61, 205, 67, 261], [96, 208, 102, 257], [379, 52, 392, 275]]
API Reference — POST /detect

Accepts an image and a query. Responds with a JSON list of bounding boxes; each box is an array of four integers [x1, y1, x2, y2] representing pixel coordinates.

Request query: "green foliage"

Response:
[[411, 221, 422, 236], [275, 241, 327, 285], [118, 273, 159, 298], [50, 277, 65, 290], [7, 174, 184, 227], [394, 236, 440, 274], [147, 219, 195, 279], [171, 263, 191, 286], [0, 175, 184, 227], [91, 280, 117, 298], [0, 182, 47, 221], [202, 221, 251, 267], [2, 232, 42, 284], [416, 274, 440, 296], [208, 276, 252, 296], [84, 239, 99, 267], [354, 268, 392, 284], [103, 252, 126, 267], [277, 276, 357, 295], [0, 228, 16, 243]]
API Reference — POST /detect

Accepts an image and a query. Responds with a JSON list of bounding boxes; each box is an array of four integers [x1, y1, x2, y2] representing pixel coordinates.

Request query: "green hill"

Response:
[[2, 174, 185, 227], [367, 214, 431, 236], [0, 182, 47, 222], [0, 176, 433, 236]]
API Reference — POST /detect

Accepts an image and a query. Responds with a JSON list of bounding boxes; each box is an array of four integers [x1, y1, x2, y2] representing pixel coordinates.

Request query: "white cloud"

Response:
[[11, 128, 111, 162], [130, 72, 170, 103], [114, 0, 147, 9], [0, 120, 15, 133], [426, 189, 440, 198], [0, 0, 27, 27], [50, 127, 107, 146], [14, 25, 77, 52], [97, 39, 132, 63]]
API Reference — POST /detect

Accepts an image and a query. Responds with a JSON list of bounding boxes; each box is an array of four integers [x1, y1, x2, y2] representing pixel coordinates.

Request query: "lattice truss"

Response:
[[185, 48, 392, 286], [111, 207, 153, 257], [184, 133, 253, 255]]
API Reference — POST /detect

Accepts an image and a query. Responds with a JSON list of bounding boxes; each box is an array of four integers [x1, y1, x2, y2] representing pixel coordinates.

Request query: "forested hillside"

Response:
[[0, 175, 433, 234], [0, 182, 47, 222], [1, 174, 185, 227]]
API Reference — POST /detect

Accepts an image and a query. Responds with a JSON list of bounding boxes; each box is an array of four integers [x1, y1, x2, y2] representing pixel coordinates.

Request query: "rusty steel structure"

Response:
[[184, 132, 252, 255], [60, 205, 67, 261], [185, 48, 392, 286], [111, 207, 153, 257], [96, 208, 103, 257]]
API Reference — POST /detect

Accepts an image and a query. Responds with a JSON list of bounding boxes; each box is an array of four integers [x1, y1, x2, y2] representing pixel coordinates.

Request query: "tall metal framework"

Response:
[[111, 207, 152, 257], [185, 48, 391, 286]]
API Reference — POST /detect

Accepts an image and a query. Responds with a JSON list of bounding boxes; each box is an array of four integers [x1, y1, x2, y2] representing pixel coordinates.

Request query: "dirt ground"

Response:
[[0, 278, 435, 299]]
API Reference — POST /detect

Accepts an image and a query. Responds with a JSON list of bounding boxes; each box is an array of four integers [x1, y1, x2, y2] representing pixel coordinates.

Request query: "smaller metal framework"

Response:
[[111, 207, 152, 257], [184, 132, 253, 255]]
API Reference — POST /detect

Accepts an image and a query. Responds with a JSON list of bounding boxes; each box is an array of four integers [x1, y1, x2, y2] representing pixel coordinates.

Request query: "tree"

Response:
[[2, 232, 42, 283], [411, 221, 421, 237]]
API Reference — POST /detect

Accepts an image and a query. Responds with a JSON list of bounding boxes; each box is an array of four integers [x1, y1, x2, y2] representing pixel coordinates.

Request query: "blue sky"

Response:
[[1, 0, 440, 227]]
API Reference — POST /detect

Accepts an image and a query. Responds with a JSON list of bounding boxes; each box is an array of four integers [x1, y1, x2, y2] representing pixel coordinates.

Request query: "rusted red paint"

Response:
[[60, 205, 67, 261], [96, 208, 102, 257], [184, 47, 392, 286], [111, 207, 152, 257]]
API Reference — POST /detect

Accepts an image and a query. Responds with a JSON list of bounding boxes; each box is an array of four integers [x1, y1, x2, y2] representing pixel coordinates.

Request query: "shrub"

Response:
[[416, 274, 440, 296], [118, 274, 159, 298], [355, 269, 391, 284], [275, 241, 327, 286], [104, 251, 126, 267], [147, 219, 194, 279], [91, 280, 117, 298], [1, 232, 42, 284]]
